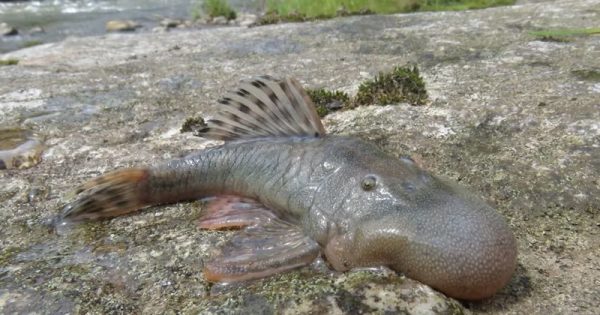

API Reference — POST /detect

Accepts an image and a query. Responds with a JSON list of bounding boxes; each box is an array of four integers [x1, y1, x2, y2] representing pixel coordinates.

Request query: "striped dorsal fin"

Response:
[[198, 76, 326, 141]]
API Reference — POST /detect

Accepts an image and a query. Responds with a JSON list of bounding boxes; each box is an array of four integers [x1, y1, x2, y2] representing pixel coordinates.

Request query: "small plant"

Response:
[[354, 66, 428, 106], [571, 69, 600, 82], [202, 0, 237, 20], [530, 28, 600, 42], [0, 59, 19, 66], [422, 0, 515, 11], [307, 88, 350, 117], [307, 65, 428, 117], [22, 40, 43, 48], [180, 116, 207, 136], [262, 0, 516, 23]]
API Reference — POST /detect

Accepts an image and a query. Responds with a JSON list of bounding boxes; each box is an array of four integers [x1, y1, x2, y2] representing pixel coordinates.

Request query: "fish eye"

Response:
[[361, 175, 377, 191]]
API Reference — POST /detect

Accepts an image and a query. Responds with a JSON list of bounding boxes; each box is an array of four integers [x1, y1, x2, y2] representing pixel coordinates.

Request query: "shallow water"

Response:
[[0, 0, 259, 53]]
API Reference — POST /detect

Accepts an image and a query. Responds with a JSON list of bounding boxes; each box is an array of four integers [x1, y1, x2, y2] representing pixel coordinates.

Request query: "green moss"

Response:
[[22, 40, 43, 48], [0, 246, 21, 266], [180, 116, 207, 136], [262, 0, 515, 22], [530, 28, 600, 42], [72, 221, 110, 244], [307, 88, 350, 117], [571, 69, 600, 81], [256, 11, 316, 26], [259, 271, 335, 301], [0, 59, 19, 66], [196, 271, 336, 312], [354, 65, 428, 106], [256, 7, 374, 25], [310, 66, 428, 117], [335, 289, 375, 314], [199, 0, 237, 20], [445, 300, 467, 315], [421, 0, 515, 11], [185, 65, 426, 123]]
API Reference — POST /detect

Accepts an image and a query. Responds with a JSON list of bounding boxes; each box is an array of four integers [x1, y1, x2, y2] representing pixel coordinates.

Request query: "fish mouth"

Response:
[[352, 193, 517, 300]]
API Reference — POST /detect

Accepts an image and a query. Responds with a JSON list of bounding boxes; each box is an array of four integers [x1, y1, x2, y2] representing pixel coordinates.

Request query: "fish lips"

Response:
[[349, 190, 517, 300]]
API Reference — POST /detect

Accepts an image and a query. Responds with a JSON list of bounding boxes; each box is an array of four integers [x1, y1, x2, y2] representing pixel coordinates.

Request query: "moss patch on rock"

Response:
[[22, 40, 43, 48], [0, 59, 19, 66], [259, 0, 516, 25], [354, 65, 428, 106], [306, 88, 351, 117], [184, 66, 427, 123], [571, 68, 600, 81], [310, 65, 428, 117], [530, 28, 600, 42], [180, 116, 207, 136], [256, 8, 374, 26], [0, 246, 22, 266], [196, 0, 237, 21]]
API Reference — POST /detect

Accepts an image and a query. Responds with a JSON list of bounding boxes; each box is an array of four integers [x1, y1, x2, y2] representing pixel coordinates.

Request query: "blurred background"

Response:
[[0, 0, 261, 53], [0, 0, 518, 53]]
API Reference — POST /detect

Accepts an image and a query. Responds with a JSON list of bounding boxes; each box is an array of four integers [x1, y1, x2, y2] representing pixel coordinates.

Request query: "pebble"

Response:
[[105, 20, 140, 32], [0, 22, 18, 36], [0, 128, 44, 170], [211, 16, 228, 25], [159, 18, 184, 29]]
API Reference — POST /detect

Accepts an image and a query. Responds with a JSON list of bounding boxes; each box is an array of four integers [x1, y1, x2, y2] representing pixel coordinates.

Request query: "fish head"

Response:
[[321, 140, 517, 300]]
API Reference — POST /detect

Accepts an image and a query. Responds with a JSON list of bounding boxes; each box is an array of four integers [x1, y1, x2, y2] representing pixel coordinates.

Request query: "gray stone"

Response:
[[1, 0, 598, 313], [0, 22, 18, 36], [211, 16, 228, 25], [29, 26, 45, 35], [236, 13, 258, 27], [105, 20, 140, 32], [160, 18, 184, 29]]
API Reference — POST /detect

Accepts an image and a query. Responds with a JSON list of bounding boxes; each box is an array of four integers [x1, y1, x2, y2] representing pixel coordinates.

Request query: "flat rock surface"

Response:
[[1, 0, 599, 313]]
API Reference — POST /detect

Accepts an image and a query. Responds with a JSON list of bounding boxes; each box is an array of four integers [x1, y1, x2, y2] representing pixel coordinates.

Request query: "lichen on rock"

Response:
[[0, 0, 599, 313]]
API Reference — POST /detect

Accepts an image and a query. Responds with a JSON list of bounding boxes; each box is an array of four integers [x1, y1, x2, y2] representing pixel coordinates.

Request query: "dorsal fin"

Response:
[[198, 76, 326, 141]]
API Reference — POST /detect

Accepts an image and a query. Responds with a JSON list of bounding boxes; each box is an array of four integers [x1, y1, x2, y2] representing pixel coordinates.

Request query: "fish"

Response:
[[61, 75, 517, 300]]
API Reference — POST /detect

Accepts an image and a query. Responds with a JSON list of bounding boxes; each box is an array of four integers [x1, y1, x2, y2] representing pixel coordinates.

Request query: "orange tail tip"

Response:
[[61, 168, 150, 221]]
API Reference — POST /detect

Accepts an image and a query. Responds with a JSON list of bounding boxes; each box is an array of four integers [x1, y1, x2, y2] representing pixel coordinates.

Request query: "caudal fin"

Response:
[[61, 168, 150, 221]]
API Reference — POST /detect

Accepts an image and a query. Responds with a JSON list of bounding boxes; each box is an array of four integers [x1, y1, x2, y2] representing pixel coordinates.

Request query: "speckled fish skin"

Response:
[[62, 76, 517, 300], [124, 135, 516, 300]]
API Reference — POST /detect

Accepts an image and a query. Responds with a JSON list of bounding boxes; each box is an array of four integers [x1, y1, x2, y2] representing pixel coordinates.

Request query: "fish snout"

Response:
[[350, 196, 517, 300]]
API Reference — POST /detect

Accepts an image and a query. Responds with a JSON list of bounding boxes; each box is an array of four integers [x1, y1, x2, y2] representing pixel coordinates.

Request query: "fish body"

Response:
[[63, 76, 517, 300]]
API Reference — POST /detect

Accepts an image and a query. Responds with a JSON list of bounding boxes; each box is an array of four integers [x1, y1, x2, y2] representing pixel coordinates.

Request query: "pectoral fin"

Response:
[[198, 196, 320, 282], [198, 195, 277, 229]]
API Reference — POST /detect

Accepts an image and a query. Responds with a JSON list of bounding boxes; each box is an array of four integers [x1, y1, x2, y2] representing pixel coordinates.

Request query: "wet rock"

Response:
[[105, 20, 140, 32], [152, 26, 168, 33], [0, 22, 18, 36], [0, 127, 44, 169], [29, 26, 45, 35], [0, 0, 599, 313], [159, 18, 184, 29], [211, 16, 228, 25], [236, 13, 258, 27]]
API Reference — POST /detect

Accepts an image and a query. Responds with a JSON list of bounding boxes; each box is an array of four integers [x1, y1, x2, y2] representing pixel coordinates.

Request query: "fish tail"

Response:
[[62, 168, 152, 221]]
